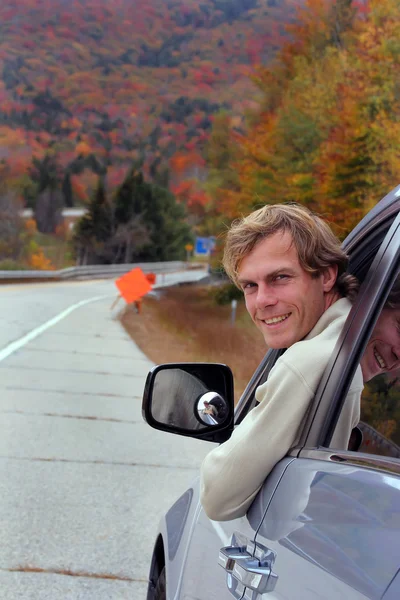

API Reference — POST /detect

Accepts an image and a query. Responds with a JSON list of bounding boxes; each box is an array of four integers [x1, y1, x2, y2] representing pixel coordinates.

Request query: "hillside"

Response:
[[0, 0, 302, 199]]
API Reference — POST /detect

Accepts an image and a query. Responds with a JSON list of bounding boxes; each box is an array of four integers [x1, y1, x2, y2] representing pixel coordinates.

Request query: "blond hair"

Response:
[[223, 203, 359, 300]]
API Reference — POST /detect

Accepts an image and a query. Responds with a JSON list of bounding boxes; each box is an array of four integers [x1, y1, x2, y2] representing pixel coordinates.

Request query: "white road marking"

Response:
[[210, 519, 231, 546], [0, 295, 111, 363]]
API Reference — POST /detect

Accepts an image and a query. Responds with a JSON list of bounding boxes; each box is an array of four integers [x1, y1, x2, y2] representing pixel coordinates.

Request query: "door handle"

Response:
[[218, 545, 251, 572], [233, 556, 278, 594], [219, 544, 278, 596]]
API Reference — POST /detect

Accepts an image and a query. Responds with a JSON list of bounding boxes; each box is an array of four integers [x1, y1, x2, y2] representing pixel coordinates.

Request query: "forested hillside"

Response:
[[210, 0, 400, 237], [3, 0, 397, 270], [0, 0, 301, 201]]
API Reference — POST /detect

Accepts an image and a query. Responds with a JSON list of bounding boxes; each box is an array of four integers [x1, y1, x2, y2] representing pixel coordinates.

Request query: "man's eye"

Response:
[[275, 274, 290, 281], [243, 282, 256, 290]]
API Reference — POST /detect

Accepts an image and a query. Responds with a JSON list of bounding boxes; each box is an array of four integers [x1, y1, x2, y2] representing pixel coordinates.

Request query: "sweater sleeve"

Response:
[[200, 356, 363, 522], [200, 358, 315, 522]]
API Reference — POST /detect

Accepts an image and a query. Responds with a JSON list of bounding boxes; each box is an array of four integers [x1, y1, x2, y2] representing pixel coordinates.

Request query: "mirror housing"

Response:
[[142, 363, 235, 443]]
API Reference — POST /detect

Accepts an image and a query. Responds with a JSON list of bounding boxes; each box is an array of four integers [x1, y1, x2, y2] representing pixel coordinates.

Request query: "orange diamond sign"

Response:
[[115, 268, 153, 303]]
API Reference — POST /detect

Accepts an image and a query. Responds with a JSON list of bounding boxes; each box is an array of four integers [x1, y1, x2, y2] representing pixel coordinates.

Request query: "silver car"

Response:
[[142, 187, 400, 600]]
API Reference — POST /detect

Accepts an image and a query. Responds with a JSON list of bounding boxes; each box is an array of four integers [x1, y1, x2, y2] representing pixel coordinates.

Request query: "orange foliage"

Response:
[[28, 250, 54, 270], [169, 151, 205, 176], [172, 179, 210, 216], [75, 141, 91, 156]]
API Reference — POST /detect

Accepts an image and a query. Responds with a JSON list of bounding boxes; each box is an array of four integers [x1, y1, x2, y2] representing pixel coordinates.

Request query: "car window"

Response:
[[298, 208, 400, 455], [330, 271, 400, 459], [357, 272, 400, 459]]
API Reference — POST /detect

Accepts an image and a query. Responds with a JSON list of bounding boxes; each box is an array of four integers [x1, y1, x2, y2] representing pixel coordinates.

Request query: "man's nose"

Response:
[[255, 285, 278, 309]]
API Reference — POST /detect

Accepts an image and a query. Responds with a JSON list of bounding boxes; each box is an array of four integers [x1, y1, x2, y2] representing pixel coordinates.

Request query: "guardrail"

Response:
[[0, 261, 208, 283]]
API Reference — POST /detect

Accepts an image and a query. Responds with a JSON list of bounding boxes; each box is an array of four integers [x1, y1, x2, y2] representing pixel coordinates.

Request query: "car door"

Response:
[[241, 206, 400, 599]]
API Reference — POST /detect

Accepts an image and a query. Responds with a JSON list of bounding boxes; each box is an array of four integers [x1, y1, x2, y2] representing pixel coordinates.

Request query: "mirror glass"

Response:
[[196, 391, 229, 425], [151, 368, 222, 432]]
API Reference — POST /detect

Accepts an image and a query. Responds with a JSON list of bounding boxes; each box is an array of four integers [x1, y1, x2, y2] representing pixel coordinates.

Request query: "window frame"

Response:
[[234, 348, 284, 425]]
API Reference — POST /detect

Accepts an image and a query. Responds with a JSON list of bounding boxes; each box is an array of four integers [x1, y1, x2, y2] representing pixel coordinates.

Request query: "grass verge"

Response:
[[119, 285, 266, 401]]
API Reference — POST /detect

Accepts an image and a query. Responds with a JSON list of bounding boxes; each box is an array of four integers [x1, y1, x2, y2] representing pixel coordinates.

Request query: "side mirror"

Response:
[[142, 363, 235, 443]]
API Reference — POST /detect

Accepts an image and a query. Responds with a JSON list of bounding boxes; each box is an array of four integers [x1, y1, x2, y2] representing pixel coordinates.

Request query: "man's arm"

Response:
[[200, 353, 363, 522], [200, 358, 315, 521]]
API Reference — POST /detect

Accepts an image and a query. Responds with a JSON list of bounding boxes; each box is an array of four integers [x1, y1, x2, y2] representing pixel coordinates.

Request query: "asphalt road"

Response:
[[0, 276, 211, 599]]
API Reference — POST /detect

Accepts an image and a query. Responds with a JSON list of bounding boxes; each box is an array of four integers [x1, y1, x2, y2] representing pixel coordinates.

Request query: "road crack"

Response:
[[0, 455, 199, 470], [0, 410, 141, 424], [1, 364, 145, 378], [4, 386, 133, 398], [3, 566, 147, 583]]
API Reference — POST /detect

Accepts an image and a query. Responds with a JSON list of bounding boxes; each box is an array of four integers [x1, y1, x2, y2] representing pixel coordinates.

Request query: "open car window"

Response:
[[298, 204, 400, 453], [335, 270, 400, 459]]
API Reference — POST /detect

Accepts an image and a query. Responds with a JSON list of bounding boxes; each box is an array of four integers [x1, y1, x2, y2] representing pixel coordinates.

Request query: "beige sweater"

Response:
[[200, 298, 363, 522]]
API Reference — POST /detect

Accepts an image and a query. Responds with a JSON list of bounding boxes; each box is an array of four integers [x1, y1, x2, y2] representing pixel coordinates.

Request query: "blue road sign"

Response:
[[195, 237, 210, 255]]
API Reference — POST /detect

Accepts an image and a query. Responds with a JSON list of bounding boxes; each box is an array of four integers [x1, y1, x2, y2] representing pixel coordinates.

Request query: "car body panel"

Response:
[[254, 458, 400, 599], [161, 482, 203, 600], [383, 568, 400, 599], [177, 458, 296, 600]]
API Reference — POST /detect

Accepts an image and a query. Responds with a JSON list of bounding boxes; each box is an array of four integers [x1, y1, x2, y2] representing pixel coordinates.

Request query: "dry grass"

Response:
[[119, 285, 267, 401]]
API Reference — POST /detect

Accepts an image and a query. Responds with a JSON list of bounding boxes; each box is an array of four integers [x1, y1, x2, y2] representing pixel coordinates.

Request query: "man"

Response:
[[200, 203, 363, 521]]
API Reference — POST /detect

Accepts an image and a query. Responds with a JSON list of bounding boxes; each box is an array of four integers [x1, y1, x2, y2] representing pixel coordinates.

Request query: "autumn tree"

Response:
[[315, 0, 400, 230], [220, 0, 400, 236], [198, 111, 240, 234], [205, 112, 239, 197]]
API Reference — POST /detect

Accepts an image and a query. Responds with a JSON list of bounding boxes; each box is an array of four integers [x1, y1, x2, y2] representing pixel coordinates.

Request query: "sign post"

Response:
[[185, 243, 194, 264]]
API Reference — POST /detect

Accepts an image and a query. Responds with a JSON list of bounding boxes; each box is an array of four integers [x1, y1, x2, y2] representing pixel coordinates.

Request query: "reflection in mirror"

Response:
[[358, 273, 400, 458], [196, 391, 229, 426], [151, 368, 210, 432]]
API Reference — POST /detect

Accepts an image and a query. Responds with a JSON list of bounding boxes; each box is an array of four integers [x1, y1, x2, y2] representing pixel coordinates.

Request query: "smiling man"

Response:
[[200, 203, 363, 521]]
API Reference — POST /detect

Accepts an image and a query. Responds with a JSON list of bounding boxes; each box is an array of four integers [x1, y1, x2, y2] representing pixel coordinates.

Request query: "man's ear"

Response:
[[322, 264, 338, 293]]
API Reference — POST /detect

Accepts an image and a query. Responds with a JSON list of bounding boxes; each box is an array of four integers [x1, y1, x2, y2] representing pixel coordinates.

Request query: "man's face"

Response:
[[361, 308, 400, 382], [238, 231, 336, 349]]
